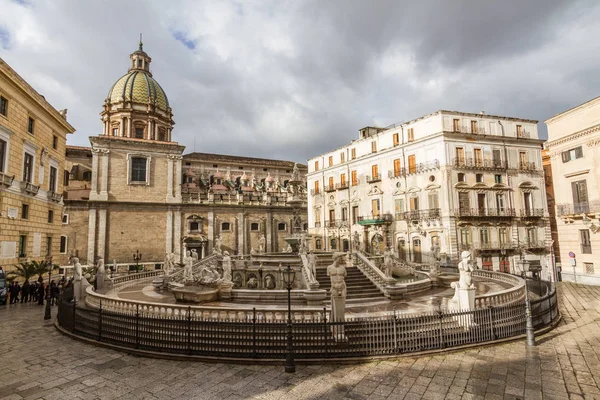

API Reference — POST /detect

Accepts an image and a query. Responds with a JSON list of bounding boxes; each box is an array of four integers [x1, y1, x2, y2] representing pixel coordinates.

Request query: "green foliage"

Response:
[[8, 260, 59, 282]]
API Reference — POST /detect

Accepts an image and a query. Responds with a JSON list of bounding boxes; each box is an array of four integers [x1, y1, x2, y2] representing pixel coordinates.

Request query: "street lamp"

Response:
[[133, 250, 142, 273], [44, 257, 53, 320], [519, 259, 536, 346], [282, 264, 296, 373]]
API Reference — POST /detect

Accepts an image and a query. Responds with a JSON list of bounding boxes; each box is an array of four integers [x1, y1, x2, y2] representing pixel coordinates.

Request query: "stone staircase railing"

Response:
[[472, 270, 526, 308], [354, 252, 393, 296], [300, 254, 318, 288]]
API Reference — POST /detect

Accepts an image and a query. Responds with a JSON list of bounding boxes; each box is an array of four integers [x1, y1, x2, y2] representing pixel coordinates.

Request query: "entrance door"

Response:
[[500, 256, 510, 273], [413, 239, 422, 263], [572, 180, 589, 213], [398, 239, 406, 261], [371, 234, 384, 255], [342, 240, 349, 252], [459, 192, 470, 213], [477, 194, 486, 216]]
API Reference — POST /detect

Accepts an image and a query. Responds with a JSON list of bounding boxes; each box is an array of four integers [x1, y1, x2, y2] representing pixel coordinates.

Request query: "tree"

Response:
[[8, 260, 59, 282]]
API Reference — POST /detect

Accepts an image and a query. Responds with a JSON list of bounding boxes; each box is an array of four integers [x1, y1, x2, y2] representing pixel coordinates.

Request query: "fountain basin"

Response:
[[172, 285, 219, 303]]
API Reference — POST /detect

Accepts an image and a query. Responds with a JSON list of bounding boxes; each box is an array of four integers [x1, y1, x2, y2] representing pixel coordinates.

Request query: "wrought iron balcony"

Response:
[[310, 188, 321, 196], [473, 241, 516, 250], [557, 200, 600, 216], [20, 181, 40, 196], [388, 160, 440, 179], [522, 240, 547, 249], [450, 126, 487, 135], [324, 219, 349, 229], [452, 157, 507, 170], [520, 208, 544, 218], [335, 182, 349, 190], [358, 213, 393, 225], [454, 208, 515, 218], [366, 174, 381, 183], [400, 209, 441, 221], [324, 185, 336, 193], [518, 162, 538, 171], [47, 191, 63, 203], [0, 172, 14, 188]]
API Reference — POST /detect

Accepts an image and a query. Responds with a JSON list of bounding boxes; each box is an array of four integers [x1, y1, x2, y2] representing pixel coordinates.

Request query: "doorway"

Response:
[[413, 238, 422, 263]]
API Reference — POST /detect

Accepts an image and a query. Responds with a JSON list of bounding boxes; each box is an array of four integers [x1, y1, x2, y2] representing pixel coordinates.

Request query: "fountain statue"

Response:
[[327, 252, 347, 341], [183, 251, 194, 282], [448, 250, 476, 328], [383, 247, 393, 278], [72, 257, 91, 302], [222, 251, 232, 283], [213, 236, 222, 254], [164, 253, 176, 275]]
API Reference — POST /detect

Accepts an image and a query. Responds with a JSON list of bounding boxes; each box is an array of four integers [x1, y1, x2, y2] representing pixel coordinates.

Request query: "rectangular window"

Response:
[[63, 170, 70, 186], [60, 236, 68, 254], [408, 155, 416, 174], [476, 173, 483, 183], [460, 228, 471, 247], [314, 181, 319, 193], [341, 207, 348, 221], [584, 262, 594, 274], [23, 152, 34, 182], [46, 236, 52, 256], [519, 151, 527, 167], [516, 125, 523, 137], [0, 96, 7, 116], [580, 229, 592, 254], [278, 222, 287, 231], [499, 227, 507, 245], [19, 235, 27, 257], [572, 180, 589, 213], [62, 214, 69, 224], [371, 141, 377, 153], [351, 148, 356, 159], [371, 199, 380, 216], [340, 152, 345, 163], [492, 149, 502, 167], [407, 128, 414, 142], [52, 135, 58, 150], [561, 146, 583, 163], [395, 198, 404, 215], [48, 210, 54, 223], [49, 166, 58, 192], [393, 158, 401, 177], [482, 256, 493, 271], [340, 173, 346, 185], [135, 128, 144, 139], [352, 206, 359, 224], [470, 120, 478, 134], [221, 222, 231, 231], [328, 176, 334, 188], [474, 148, 483, 166], [351, 170, 358, 186], [496, 194, 505, 212], [480, 228, 489, 244], [527, 228, 538, 245], [27, 117, 35, 134], [371, 164, 378, 178], [328, 156, 333, 167], [329, 209, 335, 222], [131, 157, 147, 182], [409, 196, 419, 211], [458, 192, 470, 212], [428, 192, 439, 209], [112, 128, 119, 136], [393, 133, 399, 146], [494, 174, 502, 184], [0, 138, 6, 173], [453, 119, 460, 132], [315, 210, 321, 224], [455, 147, 465, 164], [314, 161, 319, 171], [22, 204, 29, 219]]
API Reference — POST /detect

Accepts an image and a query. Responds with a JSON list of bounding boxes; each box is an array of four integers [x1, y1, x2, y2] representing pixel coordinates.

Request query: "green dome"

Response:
[[107, 71, 169, 112]]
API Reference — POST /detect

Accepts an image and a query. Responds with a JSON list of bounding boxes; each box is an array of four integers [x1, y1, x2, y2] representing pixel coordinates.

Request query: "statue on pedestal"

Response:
[[457, 250, 474, 289], [222, 251, 232, 283], [183, 251, 194, 282], [72, 257, 91, 302], [291, 163, 300, 182], [164, 253, 176, 275], [283, 244, 292, 253], [213, 236, 222, 254], [448, 250, 476, 328], [383, 247, 393, 278], [327, 252, 347, 341], [258, 235, 266, 253], [308, 251, 317, 282], [352, 231, 360, 253], [95, 256, 109, 291], [429, 244, 441, 280], [191, 249, 199, 262]]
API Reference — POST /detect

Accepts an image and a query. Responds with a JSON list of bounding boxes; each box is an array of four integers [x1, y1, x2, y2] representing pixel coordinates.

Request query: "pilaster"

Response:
[[166, 209, 173, 254], [174, 209, 181, 260], [99, 149, 110, 201], [207, 211, 214, 254], [166, 156, 175, 202], [87, 208, 97, 265], [266, 212, 272, 253], [174, 156, 182, 201], [97, 209, 107, 260], [237, 212, 245, 255], [90, 149, 100, 198]]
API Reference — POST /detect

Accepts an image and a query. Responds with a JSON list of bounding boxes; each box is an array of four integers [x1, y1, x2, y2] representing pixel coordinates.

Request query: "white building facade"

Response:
[[546, 96, 600, 284], [307, 110, 552, 277]]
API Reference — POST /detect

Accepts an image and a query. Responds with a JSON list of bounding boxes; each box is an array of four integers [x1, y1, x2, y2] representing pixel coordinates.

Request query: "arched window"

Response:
[[315, 238, 322, 250], [330, 238, 337, 249]]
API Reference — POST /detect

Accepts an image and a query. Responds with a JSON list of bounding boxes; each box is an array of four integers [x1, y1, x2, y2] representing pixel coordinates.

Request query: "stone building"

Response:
[[60, 42, 307, 267], [545, 96, 600, 284], [307, 110, 552, 277], [0, 57, 75, 272]]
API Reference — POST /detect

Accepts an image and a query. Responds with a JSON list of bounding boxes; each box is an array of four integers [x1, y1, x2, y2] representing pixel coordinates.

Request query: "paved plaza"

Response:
[[0, 282, 599, 400]]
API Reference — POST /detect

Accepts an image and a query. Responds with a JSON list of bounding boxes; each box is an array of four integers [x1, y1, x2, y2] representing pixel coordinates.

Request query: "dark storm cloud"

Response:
[[1, 0, 599, 163]]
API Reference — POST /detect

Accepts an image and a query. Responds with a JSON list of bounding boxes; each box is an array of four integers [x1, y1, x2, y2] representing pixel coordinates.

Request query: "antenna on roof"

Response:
[[139, 33, 143, 51]]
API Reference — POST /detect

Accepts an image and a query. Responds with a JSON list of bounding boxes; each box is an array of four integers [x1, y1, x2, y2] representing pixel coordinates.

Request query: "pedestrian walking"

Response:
[[37, 283, 45, 305], [21, 280, 30, 303], [50, 281, 59, 306]]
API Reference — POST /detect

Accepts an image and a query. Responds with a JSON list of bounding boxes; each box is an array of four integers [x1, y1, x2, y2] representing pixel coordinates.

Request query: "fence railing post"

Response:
[[488, 306, 496, 340], [187, 306, 192, 355], [252, 308, 257, 358], [323, 307, 328, 357], [438, 311, 444, 349], [98, 299, 103, 342], [135, 303, 140, 349]]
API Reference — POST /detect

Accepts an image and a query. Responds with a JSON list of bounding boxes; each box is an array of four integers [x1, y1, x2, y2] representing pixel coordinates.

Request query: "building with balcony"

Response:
[[307, 110, 551, 276], [545, 96, 600, 284], [0, 57, 75, 272], [60, 42, 306, 266]]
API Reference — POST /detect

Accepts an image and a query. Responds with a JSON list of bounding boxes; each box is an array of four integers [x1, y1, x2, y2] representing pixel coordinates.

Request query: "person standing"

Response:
[[21, 280, 30, 303], [51, 281, 59, 306], [37, 282, 45, 305], [10, 282, 20, 304]]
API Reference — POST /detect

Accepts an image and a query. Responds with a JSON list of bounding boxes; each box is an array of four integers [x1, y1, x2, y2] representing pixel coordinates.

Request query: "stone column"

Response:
[[266, 212, 272, 253], [207, 211, 214, 254], [237, 212, 245, 255], [166, 156, 174, 202], [166, 209, 173, 254], [103, 120, 108, 136], [99, 150, 109, 201], [87, 208, 97, 265], [175, 157, 182, 201], [119, 117, 124, 137], [90, 149, 99, 196], [127, 117, 132, 138], [97, 209, 107, 260], [173, 209, 182, 261]]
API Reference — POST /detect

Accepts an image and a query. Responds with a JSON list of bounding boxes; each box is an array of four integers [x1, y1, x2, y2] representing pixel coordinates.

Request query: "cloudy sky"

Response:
[[1, 0, 599, 163]]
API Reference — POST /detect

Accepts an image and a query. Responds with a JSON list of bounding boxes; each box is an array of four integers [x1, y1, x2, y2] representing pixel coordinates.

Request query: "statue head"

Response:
[[332, 252, 346, 263], [71, 257, 79, 265], [223, 251, 229, 256], [461, 250, 471, 260], [186, 250, 191, 257]]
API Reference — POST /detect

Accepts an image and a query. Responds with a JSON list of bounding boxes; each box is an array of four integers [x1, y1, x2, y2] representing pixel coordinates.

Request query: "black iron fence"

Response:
[[57, 284, 559, 361]]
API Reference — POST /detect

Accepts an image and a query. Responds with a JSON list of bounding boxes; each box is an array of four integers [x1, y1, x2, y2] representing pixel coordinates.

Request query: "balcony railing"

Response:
[[388, 160, 440, 179], [366, 174, 382, 183], [452, 157, 508, 170], [520, 208, 544, 218], [518, 162, 538, 171], [310, 188, 321, 196], [557, 200, 600, 216], [335, 182, 349, 190], [450, 126, 487, 135], [523, 240, 547, 249], [400, 209, 441, 221], [358, 213, 393, 225], [324, 219, 349, 229], [324, 185, 336, 193], [21, 181, 40, 196], [47, 191, 63, 203], [0, 172, 14, 188], [473, 241, 516, 250], [454, 208, 516, 218]]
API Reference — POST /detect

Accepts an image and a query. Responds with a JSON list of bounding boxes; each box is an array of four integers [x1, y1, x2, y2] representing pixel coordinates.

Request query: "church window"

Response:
[[250, 222, 259, 231], [82, 171, 92, 182], [221, 222, 231, 231], [112, 128, 118, 136], [189, 222, 200, 232], [135, 127, 144, 139], [130, 157, 147, 183], [278, 223, 287, 231]]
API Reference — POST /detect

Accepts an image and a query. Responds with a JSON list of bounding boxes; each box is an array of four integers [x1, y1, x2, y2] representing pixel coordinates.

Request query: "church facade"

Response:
[[59, 42, 307, 268]]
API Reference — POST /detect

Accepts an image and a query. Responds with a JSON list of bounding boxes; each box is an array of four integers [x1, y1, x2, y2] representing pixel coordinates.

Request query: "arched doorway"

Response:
[[412, 238, 422, 263], [371, 233, 384, 255], [397, 239, 407, 261], [342, 239, 349, 252]]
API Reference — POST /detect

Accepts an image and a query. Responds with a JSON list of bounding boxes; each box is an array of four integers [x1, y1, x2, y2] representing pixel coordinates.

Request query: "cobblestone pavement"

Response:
[[0, 282, 599, 400]]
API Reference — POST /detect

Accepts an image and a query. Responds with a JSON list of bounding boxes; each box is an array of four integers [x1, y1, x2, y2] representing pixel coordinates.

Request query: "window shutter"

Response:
[[575, 146, 583, 158], [562, 151, 569, 163]]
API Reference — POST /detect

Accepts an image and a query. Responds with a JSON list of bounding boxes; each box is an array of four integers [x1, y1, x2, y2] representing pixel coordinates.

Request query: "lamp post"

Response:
[[133, 250, 142, 273], [44, 256, 53, 320], [519, 258, 536, 346], [282, 264, 296, 373]]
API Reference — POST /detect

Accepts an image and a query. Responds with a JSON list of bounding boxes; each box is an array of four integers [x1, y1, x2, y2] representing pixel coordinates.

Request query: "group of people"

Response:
[[5, 277, 67, 306]]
